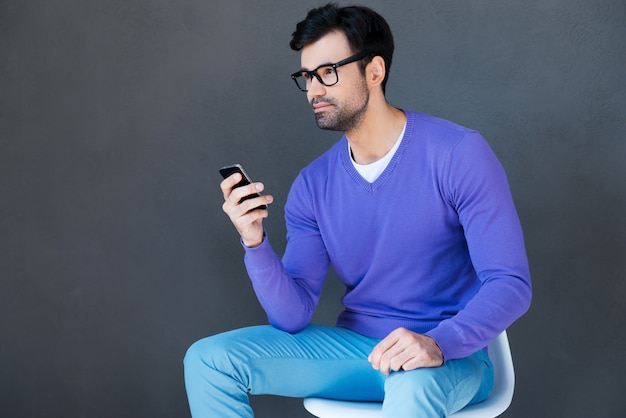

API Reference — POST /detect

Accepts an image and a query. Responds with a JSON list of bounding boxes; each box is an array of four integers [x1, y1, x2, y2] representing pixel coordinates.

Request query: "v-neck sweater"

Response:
[[243, 110, 531, 361]]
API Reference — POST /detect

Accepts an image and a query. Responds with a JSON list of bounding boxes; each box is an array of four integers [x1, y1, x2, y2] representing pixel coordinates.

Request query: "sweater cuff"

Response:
[[241, 232, 276, 269], [425, 321, 464, 362]]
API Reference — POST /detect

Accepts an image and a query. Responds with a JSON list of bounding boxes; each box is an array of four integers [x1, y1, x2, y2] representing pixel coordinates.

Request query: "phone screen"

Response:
[[219, 164, 267, 210]]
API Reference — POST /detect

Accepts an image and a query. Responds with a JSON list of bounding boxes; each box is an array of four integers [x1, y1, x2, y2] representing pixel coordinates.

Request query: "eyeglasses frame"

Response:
[[290, 50, 372, 92]]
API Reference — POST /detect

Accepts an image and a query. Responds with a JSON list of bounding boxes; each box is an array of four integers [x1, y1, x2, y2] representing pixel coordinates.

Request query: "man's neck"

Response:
[[346, 102, 406, 165]]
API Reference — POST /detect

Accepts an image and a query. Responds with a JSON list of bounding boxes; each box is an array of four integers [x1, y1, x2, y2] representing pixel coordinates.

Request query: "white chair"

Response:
[[304, 330, 515, 417]]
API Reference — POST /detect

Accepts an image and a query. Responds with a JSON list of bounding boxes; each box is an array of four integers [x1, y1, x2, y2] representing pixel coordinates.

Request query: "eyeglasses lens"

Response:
[[294, 66, 338, 92]]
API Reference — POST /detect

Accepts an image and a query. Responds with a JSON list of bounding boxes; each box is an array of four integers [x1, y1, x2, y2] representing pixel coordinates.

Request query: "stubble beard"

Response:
[[312, 79, 370, 132]]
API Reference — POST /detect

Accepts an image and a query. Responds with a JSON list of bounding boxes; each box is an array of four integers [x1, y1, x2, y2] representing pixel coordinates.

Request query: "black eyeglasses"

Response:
[[290, 50, 371, 92]]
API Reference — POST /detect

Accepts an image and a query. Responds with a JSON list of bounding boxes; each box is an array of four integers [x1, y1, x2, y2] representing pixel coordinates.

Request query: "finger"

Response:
[[367, 342, 385, 369], [229, 182, 264, 206], [399, 356, 424, 372], [369, 339, 400, 373], [368, 327, 406, 365], [220, 173, 242, 199], [392, 336, 444, 371], [369, 330, 399, 359], [231, 207, 266, 231], [237, 197, 273, 217], [379, 344, 409, 375], [370, 344, 407, 374], [370, 328, 423, 374], [400, 352, 437, 370]]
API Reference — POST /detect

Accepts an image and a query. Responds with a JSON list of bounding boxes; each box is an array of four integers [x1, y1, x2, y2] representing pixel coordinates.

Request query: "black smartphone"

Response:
[[219, 163, 267, 210]]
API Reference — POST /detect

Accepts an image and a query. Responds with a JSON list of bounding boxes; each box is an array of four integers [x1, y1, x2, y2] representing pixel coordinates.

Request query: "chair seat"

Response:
[[303, 398, 382, 418], [304, 330, 514, 418]]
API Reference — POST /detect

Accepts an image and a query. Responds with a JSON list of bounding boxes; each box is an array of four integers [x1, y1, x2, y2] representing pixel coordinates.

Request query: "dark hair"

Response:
[[290, 3, 394, 93]]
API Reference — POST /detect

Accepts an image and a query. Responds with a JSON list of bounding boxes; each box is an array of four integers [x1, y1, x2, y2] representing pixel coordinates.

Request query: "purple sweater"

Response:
[[244, 111, 531, 361]]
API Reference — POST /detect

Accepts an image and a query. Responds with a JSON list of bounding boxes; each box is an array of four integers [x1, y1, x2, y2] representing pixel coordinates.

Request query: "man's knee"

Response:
[[184, 326, 274, 380], [184, 332, 241, 374], [183, 338, 209, 370]]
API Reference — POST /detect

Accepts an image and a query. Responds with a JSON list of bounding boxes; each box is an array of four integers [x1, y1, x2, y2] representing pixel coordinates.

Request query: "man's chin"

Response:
[[314, 114, 340, 131]]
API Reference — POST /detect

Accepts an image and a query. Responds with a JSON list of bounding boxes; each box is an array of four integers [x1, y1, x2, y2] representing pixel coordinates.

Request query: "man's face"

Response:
[[300, 31, 370, 132]]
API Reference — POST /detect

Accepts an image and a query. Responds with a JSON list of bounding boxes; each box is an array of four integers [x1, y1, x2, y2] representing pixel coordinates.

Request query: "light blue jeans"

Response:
[[184, 324, 493, 417]]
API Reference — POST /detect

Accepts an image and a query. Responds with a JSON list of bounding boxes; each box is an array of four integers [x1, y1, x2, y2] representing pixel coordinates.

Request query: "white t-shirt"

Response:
[[349, 123, 406, 183]]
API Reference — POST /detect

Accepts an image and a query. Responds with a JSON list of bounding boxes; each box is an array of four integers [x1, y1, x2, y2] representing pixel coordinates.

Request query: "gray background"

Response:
[[1, 1, 625, 417]]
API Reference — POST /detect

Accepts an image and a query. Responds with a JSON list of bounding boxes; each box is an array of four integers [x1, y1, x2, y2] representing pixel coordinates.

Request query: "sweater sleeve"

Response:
[[426, 132, 532, 361], [243, 173, 330, 333]]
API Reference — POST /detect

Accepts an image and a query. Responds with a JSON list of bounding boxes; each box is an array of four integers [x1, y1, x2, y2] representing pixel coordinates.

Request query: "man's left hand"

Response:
[[368, 327, 443, 374]]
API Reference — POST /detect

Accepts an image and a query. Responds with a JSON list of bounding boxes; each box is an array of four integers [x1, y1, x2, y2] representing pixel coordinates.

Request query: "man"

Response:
[[184, 4, 531, 417]]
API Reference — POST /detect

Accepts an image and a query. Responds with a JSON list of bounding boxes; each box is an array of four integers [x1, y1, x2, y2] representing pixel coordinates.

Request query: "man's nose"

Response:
[[307, 76, 327, 98]]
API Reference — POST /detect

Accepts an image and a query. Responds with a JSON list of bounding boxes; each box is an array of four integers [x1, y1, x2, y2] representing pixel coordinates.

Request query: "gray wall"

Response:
[[2, 1, 625, 417]]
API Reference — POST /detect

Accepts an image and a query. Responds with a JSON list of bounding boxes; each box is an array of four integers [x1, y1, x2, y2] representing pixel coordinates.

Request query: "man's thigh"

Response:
[[194, 324, 385, 400]]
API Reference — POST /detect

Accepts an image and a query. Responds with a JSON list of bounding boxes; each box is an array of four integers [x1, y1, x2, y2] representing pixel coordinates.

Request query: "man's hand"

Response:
[[220, 173, 273, 248], [368, 327, 443, 374]]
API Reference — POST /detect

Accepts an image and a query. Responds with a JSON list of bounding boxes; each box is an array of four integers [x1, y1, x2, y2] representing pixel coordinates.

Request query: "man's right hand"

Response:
[[220, 173, 273, 248]]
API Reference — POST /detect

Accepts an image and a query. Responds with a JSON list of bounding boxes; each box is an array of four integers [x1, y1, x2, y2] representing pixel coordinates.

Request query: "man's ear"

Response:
[[367, 56, 386, 89]]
